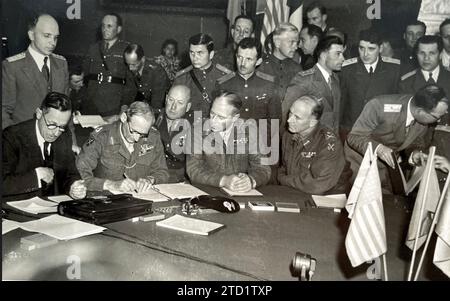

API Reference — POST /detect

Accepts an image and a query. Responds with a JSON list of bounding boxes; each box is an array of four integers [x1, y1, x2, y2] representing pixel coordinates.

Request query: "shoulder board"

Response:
[[215, 63, 232, 74], [118, 40, 130, 45], [175, 65, 193, 78], [342, 57, 358, 67], [50, 53, 66, 61], [381, 56, 400, 65], [255, 71, 275, 82], [298, 68, 315, 76], [6, 52, 26, 62], [401, 70, 417, 81], [217, 72, 236, 85]]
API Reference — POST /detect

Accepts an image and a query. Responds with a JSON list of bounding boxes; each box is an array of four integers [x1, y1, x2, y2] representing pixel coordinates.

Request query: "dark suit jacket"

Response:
[[283, 64, 341, 133], [2, 119, 80, 201], [2, 49, 69, 129]]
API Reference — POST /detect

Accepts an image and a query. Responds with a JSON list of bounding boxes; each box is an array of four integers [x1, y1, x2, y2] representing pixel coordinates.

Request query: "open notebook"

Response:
[[156, 214, 224, 235]]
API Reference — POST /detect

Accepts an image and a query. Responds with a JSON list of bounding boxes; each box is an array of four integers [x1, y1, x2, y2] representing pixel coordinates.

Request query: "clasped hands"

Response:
[[220, 173, 253, 192]]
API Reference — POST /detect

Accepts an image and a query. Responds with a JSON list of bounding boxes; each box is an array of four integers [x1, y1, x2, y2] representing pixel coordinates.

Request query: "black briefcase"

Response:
[[57, 194, 153, 225]]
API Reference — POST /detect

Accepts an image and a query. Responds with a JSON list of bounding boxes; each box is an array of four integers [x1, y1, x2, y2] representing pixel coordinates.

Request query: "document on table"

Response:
[[152, 183, 209, 199], [47, 195, 73, 204], [19, 215, 106, 240], [2, 219, 21, 235], [109, 190, 169, 202], [220, 187, 263, 197], [156, 214, 224, 235], [312, 194, 347, 209], [7, 197, 58, 214], [76, 115, 107, 128]]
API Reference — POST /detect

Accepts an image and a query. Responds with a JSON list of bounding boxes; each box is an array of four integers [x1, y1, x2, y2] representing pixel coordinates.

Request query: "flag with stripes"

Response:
[[434, 184, 450, 277], [405, 148, 440, 251], [345, 152, 387, 267], [259, 0, 303, 50]]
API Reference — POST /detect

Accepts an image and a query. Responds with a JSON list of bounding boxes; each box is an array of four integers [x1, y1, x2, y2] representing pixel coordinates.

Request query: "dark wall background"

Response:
[[1, 0, 421, 65]]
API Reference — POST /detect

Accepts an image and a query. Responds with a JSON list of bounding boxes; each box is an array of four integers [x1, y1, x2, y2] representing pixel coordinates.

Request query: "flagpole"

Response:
[[413, 174, 450, 281], [382, 254, 389, 281], [407, 147, 435, 281]]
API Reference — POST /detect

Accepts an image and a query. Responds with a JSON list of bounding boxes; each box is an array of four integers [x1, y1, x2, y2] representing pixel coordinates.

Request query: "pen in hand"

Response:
[[123, 173, 138, 193]]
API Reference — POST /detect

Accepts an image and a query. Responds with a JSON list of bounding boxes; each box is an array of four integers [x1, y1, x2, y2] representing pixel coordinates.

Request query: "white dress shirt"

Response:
[[28, 45, 50, 72]]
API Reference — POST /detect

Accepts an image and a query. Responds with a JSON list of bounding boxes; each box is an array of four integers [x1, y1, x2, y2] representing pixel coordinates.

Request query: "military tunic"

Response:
[[173, 63, 232, 117], [399, 66, 450, 98], [277, 124, 351, 195], [76, 121, 169, 192], [82, 39, 129, 116], [122, 57, 170, 111]]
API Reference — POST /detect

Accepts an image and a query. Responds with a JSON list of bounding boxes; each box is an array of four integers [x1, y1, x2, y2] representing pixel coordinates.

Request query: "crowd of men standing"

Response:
[[2, 1, 450, 202]]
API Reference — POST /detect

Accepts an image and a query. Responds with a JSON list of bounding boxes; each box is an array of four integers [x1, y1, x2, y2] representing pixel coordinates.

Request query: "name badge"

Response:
[[384, 104, 402, 113]]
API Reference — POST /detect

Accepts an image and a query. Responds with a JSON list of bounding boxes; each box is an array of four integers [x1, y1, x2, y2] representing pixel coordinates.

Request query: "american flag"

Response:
[[259, 0, 303, 49], [345, 150, 387, 267], [434, 183, 450, 278]]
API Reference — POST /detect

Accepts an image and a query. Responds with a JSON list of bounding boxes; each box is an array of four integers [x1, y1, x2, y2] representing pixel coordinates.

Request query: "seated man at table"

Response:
[[186, 91, 271, 192], [277, 96, 351, 195], [76, 101, 169, 193], [3, 92, 86, 201]]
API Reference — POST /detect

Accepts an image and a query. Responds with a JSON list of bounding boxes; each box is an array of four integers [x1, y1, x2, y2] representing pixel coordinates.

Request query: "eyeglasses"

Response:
[[42, 113, 66, 131], [127, 121, 148, 138]]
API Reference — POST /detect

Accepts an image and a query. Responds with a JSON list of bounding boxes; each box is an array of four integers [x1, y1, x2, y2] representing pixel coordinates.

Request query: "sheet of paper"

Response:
[[152, 183, 209, 200], [221, 187, 263, 197], [2, 219, 21, 235], [406, 165, 425, 195], [76, 115, 107, 128], [109, 190, 169, 202], [312, 194, 347, 209], [47, 195, 73, 204], [7, 197, 58, 214], [19, 215, 106, 240], [156, 214, 224, 235]]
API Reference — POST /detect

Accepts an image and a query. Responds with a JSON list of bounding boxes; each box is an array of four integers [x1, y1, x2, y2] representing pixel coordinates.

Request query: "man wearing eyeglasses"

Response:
[[76, 101, 169, 193], [2, 92, 86, 202]]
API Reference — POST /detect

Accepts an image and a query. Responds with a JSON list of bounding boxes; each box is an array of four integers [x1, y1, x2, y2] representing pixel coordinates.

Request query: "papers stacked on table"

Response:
[[312, 194, 347, 209], [7, 197, 58, 214]]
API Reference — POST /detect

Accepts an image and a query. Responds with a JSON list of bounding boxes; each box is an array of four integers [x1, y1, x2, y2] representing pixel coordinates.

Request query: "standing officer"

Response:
[[298, 24, 323, 70], [2, 14, 68, 129], [123, 43, 170, 114], [398, 20, 426, 76], [76, 101, 169, 193], [154, 85, 193, 183], [173, 33, 232, 118], [340, 29, 400, 140], [82, 13, 129, 119], [214, 15, 255, 71]]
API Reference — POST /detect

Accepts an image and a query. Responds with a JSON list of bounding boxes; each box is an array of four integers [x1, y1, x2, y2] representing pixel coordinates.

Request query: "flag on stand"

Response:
[[345, 151, 387, 267], [227, 0, 247, 25], [405, 149, 441, 251], [433, 184, 450, 277], [259, 0, 304, 50]]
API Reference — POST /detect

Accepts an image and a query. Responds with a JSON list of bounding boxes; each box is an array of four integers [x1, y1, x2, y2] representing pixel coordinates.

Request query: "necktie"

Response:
[[427, 72, 435, 84], [43, 141, 53, 167], [103, 41, 109, 52], [42, 57, 50, 82], [369, 66, 374, 75], [406, 120, 416, 135]]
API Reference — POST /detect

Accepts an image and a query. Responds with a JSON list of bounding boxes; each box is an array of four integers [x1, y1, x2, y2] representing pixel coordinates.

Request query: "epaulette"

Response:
[[342, 57, 358, 67], [400, 70, 417, 81], [255, 71, 275, 82], [85, 126, 104, 146], [175, 65, 193, 78], [154, 112, 164, 128], [298, 68, 315, 76], [381, 56, 400, 65], [217, 72, 236, 85], [6, 52, 26, 62], [215, 63, 232, 74], [50, 53, 66, 61]]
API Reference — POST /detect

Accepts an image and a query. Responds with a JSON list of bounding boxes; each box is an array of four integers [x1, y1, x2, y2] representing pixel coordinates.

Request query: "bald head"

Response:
[[165, 85, 192, 120], [28, 14, 59, 56]]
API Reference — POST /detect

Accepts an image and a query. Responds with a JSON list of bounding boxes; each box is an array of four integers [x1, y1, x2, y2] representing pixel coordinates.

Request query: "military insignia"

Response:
[[95, 126, 103, 133], [256, 71, 275, 82], [400, 70, 416, 81], [86, 137, 95, 146], [6, 52, 26, 62], [217, 72, 235, 85], [342, 57, 358, 67], [178, 135, 186, 147], [384, 104, 402, 113], [215, 63, 232, 74], [325, 132, 336, 140], [299, 69, 315, 76], [327, 143, 335, 152], [436, 125, 450, 133], [381, 56, 400, 65], [50, 53, 66, 61], [301, 151, 316, 158], [139, 144, 154, 156], [175, 65, 193, 78], [256, 93, 267, 101]]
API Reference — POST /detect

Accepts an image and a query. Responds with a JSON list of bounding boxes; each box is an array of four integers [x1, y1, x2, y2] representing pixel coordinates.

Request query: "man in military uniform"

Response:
[[278, 96, 351, 195], [340, 29, 400, 140], [2, 14, 69, 129], [399, 35, 450, 98], [258, 23, 302, 102], [76, 101, 169, 193], [173, 33, 232, 118], [440, 19, 450, 71], [345, 85, 449, 193], [154, 85, 193, 183], [305, 1, 329, 32], [123, 43, 169, 113], [298, 24, 323, 71], [397, 21, 426, 76], [186, 92, 271, 192], [214, 15, 255, 71], [82, 13, 129, 118], [283, 36, 345, 134]]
